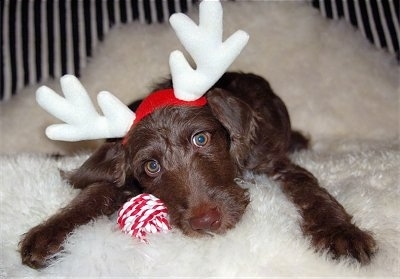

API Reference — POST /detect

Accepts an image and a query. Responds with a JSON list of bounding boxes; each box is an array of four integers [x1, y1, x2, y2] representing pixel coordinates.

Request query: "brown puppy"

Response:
[[20, 72, 376, 269]]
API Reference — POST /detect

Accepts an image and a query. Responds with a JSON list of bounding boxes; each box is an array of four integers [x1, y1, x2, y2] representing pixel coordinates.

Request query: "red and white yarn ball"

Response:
[[117, 193, 171, 242]]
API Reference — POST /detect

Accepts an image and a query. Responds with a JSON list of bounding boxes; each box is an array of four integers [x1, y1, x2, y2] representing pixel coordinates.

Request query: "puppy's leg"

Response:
[[270, 158, 377, 264], [19, 183, 131, 269]]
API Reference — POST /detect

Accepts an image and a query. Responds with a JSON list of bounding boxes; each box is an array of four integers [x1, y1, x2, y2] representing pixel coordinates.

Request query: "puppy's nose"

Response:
[[189, 207, 221, 231]]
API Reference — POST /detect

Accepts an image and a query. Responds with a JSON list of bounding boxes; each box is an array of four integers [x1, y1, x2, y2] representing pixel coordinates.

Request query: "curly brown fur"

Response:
[[20, 72, 376, 268]]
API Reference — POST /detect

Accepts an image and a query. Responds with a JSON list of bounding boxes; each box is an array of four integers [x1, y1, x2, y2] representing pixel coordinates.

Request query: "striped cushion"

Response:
[[2, 1, 398, 101], [1, 0, 194, 101], [312, 0, 399, 60]]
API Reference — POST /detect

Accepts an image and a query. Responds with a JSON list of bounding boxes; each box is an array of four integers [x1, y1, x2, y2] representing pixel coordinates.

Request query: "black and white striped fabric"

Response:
[[312, 0, 399, 61], [1, 0, 194, 101], [2, 1, 398, 102]]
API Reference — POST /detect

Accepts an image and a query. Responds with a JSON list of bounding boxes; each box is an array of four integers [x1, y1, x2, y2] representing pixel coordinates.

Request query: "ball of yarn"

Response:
[[117, 193, 171, 242]]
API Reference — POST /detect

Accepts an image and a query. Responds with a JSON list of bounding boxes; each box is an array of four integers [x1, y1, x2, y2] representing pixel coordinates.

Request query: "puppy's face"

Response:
[[124, 105, 250, 236]]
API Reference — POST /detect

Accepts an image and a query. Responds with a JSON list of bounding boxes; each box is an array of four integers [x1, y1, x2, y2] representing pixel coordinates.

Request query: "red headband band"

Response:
[[133, 89, 207, 124]]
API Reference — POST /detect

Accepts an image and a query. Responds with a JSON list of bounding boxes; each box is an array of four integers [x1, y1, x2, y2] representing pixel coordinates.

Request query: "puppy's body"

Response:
[[20, 72, 376, 269]]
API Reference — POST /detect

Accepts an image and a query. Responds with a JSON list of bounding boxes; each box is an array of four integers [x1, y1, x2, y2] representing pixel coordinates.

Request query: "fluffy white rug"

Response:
[[0, 1, 399, 277]]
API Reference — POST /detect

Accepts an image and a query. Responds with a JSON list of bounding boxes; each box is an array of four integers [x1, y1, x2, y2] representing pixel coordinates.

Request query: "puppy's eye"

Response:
[[144, 160, 161, 176], [192, 132, 210, 147]]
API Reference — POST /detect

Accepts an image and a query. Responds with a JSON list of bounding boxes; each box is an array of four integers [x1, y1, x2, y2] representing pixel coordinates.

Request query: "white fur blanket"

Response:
[[1, 139, 399, 277], [1, 1, 399, 277]]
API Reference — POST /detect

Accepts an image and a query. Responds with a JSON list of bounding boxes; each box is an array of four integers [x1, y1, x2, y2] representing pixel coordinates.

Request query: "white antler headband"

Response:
[[36, 0, 249, 142], [36, 75, 134, 141], [169, 0, 249, 101]]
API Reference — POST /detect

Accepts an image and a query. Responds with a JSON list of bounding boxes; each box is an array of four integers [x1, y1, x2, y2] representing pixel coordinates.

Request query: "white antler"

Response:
[[169, 0, 249, 101], [36, 75, 135, 141]]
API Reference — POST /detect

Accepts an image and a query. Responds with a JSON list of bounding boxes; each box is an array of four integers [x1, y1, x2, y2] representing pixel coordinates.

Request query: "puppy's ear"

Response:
[[207, 88, 260, 167], [64, 142, 127, 189]]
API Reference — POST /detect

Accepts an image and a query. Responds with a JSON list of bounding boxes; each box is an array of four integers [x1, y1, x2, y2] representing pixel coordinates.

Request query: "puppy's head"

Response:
[[69, 88, 258, 236], [124, 106, 244, 235], [123, 88, 262, 236]]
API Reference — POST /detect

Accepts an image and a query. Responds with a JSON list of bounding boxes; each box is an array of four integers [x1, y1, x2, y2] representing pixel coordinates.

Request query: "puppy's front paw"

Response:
[[19, 223, 69, 269], [310, 223, 377, 264]]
